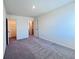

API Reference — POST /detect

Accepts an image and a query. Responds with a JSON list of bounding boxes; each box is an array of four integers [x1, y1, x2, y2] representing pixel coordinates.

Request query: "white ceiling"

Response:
[[4, 0, 74, 16]]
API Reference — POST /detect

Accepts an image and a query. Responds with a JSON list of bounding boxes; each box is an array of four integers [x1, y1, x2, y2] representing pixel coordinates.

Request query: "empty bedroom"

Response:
[[3, 0, 75, 59]]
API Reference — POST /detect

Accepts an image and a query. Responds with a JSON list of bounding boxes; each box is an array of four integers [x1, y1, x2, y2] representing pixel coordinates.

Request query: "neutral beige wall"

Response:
[[37, 2, 75, 49], [3, 5, 6, 55]]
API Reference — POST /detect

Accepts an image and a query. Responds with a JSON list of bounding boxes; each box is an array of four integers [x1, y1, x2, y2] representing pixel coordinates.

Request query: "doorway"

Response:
[[6, 18, 8, 45], [29, 20, 34, 36], [7, 18, 16, 43]]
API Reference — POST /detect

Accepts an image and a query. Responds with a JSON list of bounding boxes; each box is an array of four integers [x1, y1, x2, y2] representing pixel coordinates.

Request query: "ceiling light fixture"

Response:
[[33, 5, 35, 8]]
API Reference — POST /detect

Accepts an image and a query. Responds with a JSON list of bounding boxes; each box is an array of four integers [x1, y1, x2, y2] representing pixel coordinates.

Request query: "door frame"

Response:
[[6, 18, 8, 45]]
